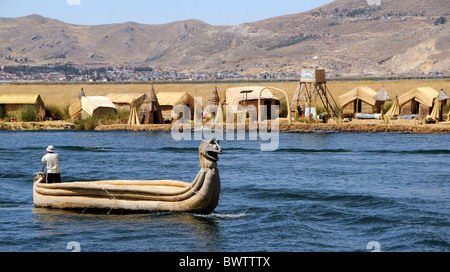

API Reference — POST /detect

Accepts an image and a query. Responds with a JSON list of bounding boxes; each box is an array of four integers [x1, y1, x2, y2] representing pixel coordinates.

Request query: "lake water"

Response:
[[0, 130, 448, 252]]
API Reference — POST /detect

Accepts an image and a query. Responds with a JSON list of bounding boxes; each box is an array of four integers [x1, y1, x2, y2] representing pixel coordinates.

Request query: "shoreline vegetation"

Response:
[[1, 79, 449, 134]]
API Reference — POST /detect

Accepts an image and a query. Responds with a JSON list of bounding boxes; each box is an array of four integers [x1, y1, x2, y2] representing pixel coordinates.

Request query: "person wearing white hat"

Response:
[[42, 145, 61, 183]]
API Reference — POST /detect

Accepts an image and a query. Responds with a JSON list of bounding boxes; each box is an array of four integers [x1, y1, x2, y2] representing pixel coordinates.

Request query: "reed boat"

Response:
[[33, 139, 222, 214]]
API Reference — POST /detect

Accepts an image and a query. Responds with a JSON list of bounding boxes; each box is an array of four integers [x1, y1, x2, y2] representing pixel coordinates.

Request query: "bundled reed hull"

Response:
[[33, 139, 222, 214]]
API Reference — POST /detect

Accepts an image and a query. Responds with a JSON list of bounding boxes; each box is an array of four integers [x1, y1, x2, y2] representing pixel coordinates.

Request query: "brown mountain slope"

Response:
[[0, 0, 448, 77]]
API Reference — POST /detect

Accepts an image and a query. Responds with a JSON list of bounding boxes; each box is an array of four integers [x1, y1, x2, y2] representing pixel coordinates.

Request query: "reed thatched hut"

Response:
[[0, 94, 46, 121], [373, 87, 392, 115], [203, 86, 221, 117], [429, 89, 450, 121], [208, 86, 220, 106], [156, 92, 195, 121], [68, 89, 117, 121], [339, 86, 377, 115], [398, 87, 439, 119], [439, 89, 450, 121], [106, 93, 146, 111], [225, 86, 279, 120], [137, 84, 163, 124]]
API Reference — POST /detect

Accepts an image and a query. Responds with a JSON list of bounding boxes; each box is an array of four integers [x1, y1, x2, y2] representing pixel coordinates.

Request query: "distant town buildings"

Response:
[[0, 65, 447, 83], [0, 65, 302, 82]]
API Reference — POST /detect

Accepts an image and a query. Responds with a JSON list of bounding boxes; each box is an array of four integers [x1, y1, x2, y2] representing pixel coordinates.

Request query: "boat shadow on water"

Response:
[[32, 207, 223, 236]]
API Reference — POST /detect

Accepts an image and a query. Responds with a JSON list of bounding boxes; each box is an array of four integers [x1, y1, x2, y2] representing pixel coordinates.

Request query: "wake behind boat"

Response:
[[33, 139, 222, 214]]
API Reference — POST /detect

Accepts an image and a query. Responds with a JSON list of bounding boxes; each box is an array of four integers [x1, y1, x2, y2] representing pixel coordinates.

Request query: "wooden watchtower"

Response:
[[290, 68, 339, 121]]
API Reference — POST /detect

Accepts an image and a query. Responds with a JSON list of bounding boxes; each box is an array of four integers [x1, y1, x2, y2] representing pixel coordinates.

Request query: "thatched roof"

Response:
[[106, 93, 146, 105], [156, 92, 194, 107], [225, 86, 278, 106], [138, 84, 163, 124], [399, 87, 439, 108], [147, 83, 158, 101], [339, 86, 377, 106], [203, 86, 222, 116], [438, 89, 450, 101], [0, 94, 44, 105], [69, 96, 116, 118], [208, 86, 220, 106], [68, 100, 82, 117], [373, 87, 392, 102]]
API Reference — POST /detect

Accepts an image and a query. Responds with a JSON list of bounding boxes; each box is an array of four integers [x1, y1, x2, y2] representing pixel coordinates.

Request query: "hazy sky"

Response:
[[0, 0, 334, 26]]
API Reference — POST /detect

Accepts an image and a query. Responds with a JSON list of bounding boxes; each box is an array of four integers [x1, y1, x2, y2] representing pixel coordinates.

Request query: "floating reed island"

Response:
[[1, 115, 450, 133], [92, 119, 450, 134], [1, 77, 449, 133]]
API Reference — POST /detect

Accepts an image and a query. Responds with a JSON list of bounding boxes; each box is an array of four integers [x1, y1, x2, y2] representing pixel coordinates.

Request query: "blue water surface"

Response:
[[0, 130, 448, 252]]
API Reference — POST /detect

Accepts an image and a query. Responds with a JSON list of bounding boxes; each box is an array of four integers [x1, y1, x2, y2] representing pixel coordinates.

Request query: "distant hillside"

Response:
[[0, 0, 449, 77]]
